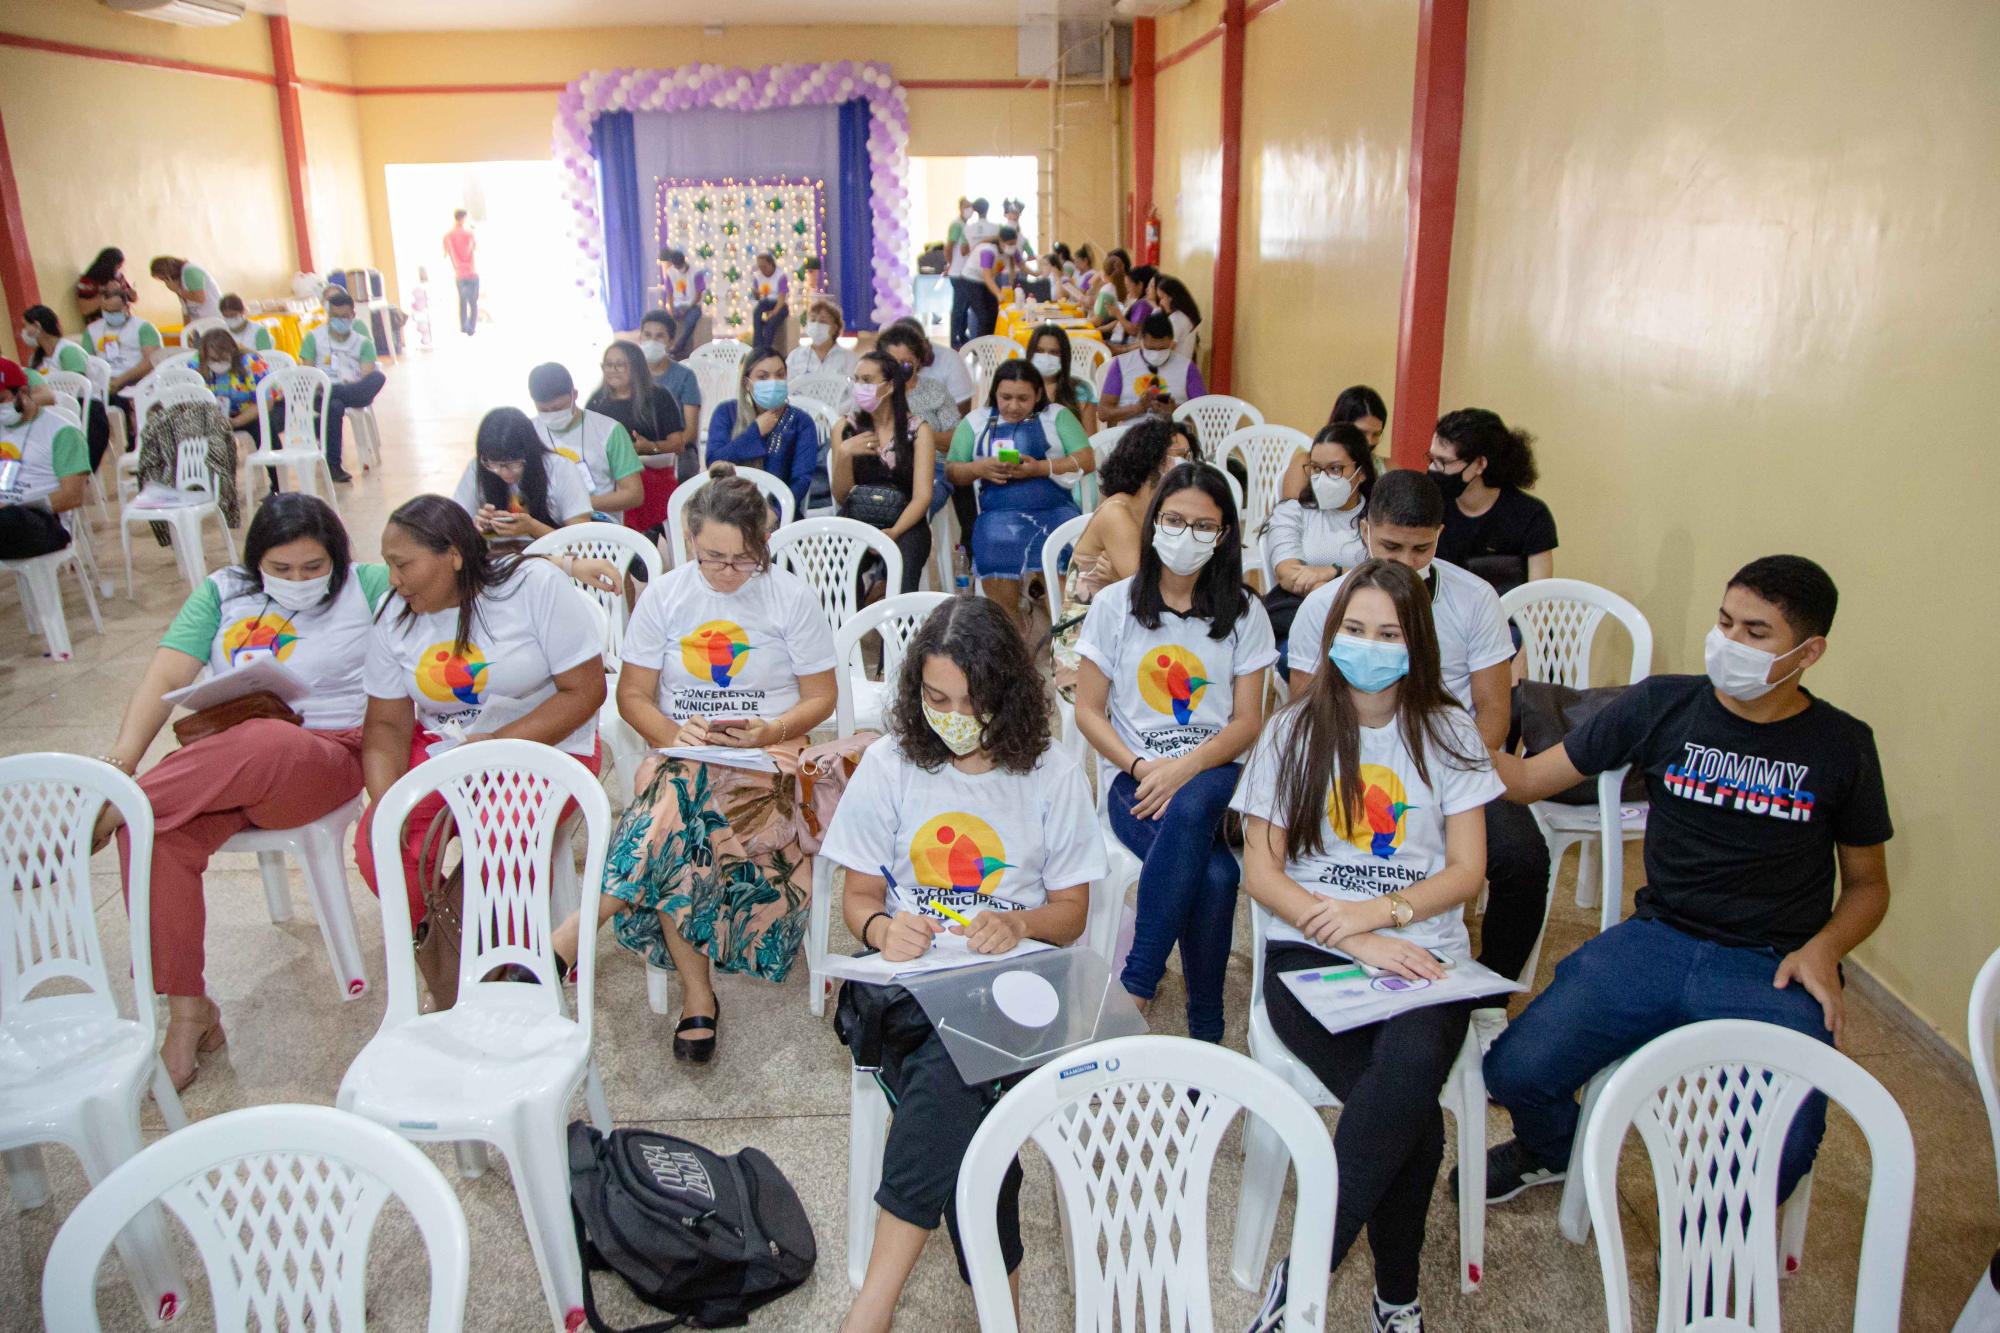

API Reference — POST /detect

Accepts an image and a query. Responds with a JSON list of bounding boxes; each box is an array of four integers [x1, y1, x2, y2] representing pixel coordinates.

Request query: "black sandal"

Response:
[[672, 999, 721, 1063]]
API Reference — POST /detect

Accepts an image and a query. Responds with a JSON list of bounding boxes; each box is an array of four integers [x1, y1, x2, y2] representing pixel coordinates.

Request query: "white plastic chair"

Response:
[[346, 403, 383, 472], [1499, 578, 1653, 927], [40, 1103, 469, 1333], [688, 337, 751, 372], [43, 370, 112, 520], [119, 403, 239, 596], [257, 347, 297, 368], [1579, 1020, 1914, 1333], [178, 317, 227, 351], [665, 464, 797, 567], [1972, 947, 2000, 1213], [692, 361, 742, 447], [1231, 899, 1493, 1293], [1068, 336, 1110, 385], [1174, 394, 1264, 458], [152, 350, 198, 374], [770, 516, 902, 631], [957, 1035, 1336, 1332], [0, 755, 187, 1325], [216, 793, 369, 1001], [249, 366, 337, 499], [788, 369, 851, 416], [961, 333, 1025, 408], [1223, 423, 1313, 546], [336, 740, 613, 1333]]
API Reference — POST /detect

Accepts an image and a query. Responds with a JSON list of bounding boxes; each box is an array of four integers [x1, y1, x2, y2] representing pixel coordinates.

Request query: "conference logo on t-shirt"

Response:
[[681, 620, 752, 687], [415, 640, 491, 705], [0, 440, 19, 461], [223, 613, 299, 667], [1139, 646, 1210, 724], [1330, 764, 1414, 859], [911, 812, 1015, 908]]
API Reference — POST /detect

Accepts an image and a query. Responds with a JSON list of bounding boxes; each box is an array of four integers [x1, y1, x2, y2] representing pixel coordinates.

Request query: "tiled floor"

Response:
[[2, 330, 1992, 1331]]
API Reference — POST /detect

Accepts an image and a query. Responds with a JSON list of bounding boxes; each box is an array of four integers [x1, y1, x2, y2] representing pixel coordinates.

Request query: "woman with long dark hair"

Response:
[[832, 349, 937, 593], [450, 406, 592, 544], [1429, 406, 1557, 594], [1074, 461, 1275, 1040], [20, 304, 110, 468], [1287, 383, 1389, 500], [1049, 416, 1179, 694], [1262, 422, 1377, 642], [1231, 558, 1499, 1331], [1151, 273, 1203, 360], [354, 495, 611, 945], [588, 338, 684, 535], [823, 597, 1104, 1332], [75, 247, 125, 322], [1026, 321, 1098, 433]]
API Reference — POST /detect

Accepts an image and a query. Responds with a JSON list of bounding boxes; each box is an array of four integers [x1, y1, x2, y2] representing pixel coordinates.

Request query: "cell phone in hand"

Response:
[[997, 447, 1022, 465], [709, 717, 754, 734]]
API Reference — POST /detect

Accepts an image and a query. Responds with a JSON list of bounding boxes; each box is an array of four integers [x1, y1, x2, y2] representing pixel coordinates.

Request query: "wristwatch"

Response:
[[1384, 892, 1414, 929]]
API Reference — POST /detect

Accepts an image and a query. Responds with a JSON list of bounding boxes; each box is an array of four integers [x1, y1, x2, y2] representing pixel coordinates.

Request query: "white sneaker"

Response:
[[1371, 1294, 1424, 1333]]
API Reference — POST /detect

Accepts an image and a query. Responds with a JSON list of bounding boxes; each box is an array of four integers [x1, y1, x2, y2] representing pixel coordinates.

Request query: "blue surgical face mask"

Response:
[[1329, 633, 1410, 694], [103, 311, 129, 328], [751, 379, 789, 410], [329, 316, 353, 336]]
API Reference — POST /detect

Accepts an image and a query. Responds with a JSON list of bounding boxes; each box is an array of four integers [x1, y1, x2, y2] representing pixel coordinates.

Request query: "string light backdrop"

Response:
[[656, 175, 827, 333]]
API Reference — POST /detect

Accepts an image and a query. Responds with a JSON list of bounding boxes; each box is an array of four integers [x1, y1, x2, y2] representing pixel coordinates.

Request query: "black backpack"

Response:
[[568, 1122, 816, 1331]]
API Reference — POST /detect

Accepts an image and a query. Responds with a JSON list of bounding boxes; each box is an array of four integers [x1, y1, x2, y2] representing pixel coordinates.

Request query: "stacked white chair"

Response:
[[249, 365, 338, 499], [1498, 578, 1653, 929], [1231, 899, 1494, 1293], [1, 755, 187, 1325], [1174, 393, 1263, 459], [770, 515, 903, 631], [40, 1103, 470, 1333], [664, 465, 797, 567], [1578, 1020, 1914, 1332], [337, 740, 614, 1333], [958, 1036, 1338, 1333], [119, 395, 239, 596], [960, 333, 1025, 408], [216, 793, 371, 1001]]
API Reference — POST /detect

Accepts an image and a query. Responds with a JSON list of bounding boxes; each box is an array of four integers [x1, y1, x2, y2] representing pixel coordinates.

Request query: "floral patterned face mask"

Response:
[[922, 701, 990, 757]]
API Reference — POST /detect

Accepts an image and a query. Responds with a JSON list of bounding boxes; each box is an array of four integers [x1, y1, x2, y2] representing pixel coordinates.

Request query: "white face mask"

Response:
[[1704, 625, 1809, 703], [0, 402, 21, 428], [640, 338, 669, 367], [1310, 473, 1354, 510], [538, 407, 578, 433], [805, 320, 832, 347], [18, 326, 34, 347], [1151, 526, 1216, 577], [1140, 346, 1171, 369], [262, 572, 332, 611], [207, 359, 234, 375], [1030, 352, 1062, 377], [225, 317, 248, 333], [923, 701, 989, 757]]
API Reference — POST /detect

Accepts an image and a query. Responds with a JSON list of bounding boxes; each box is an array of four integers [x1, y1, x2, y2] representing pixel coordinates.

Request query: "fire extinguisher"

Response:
[[1142, 206, 1162, 266]]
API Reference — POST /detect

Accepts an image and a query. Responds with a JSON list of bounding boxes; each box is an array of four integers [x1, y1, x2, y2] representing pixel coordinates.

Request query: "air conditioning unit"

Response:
[[1113, 0, 1194, 17], [105, 0, 246, 28]]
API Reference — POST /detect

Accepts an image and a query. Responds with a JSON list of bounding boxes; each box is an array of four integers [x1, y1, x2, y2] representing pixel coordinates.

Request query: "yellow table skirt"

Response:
[[162, 312, 303, 358]]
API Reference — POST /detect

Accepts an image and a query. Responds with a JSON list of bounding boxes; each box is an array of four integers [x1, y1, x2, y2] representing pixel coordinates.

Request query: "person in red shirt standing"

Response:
[[442, 209, 478, 337]]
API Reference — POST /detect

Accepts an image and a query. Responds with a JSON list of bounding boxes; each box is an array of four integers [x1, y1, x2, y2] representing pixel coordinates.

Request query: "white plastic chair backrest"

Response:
[[791, 396, 839, 449], [961, 334, 1025, 408], [1087, 422, 1132, 468], [1972, 946, 2000, 1211], [688, 338, 751, 371], [179, 316, 227, 351], [1497, 578, 1653, 689], [788, 370, 850, 414], [257, 365, 332, 454], [665, 467, 798, 566], [82, 354, 113, 401], [1173, 394, 1263, 456], [47, 389, 82, 423], [770, 516, 901, 631], [39, 1103, 470, 1333], [527, 522, 664, 657], [258, 346, 297, 368], [363, 740, 611, 1034], [1040, 511, 1092, 627], [1069, 337, 1109, 384], [174, 434, 220, 494], [692, 360, 744, 443], [1223, 423, 1313, 534], [1198, 459, 1245, 516], [1580, 1019, 1914, 1333], [150, 365, 208, 392], [135, 367, 210, 439], [44, 369, 92, 409], [0, 755, 158, 1039], [832, 592, 951, 736], [955, 1035, 1337, 1333], [153, 349, 198, 373]]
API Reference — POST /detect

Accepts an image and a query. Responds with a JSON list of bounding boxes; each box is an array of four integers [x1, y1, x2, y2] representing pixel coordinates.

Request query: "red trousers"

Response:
[[354, 731, 602, 926], [118, 720, 365, 997]]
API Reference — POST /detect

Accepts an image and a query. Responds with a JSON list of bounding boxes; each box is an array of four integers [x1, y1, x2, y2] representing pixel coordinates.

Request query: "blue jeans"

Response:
[[1110, 763, 1242, 1042], [1485, 916, 1832, 1200]]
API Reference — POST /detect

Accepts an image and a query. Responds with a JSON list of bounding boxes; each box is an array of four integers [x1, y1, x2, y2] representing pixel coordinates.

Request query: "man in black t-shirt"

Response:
[[1474, 555, 1893, 1207]]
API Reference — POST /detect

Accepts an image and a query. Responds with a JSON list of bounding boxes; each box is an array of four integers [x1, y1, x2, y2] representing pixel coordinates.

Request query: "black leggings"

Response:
[[1263, 943, 1471, 1306]]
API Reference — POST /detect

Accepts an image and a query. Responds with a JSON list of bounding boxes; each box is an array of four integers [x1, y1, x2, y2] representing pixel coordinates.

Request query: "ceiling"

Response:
[[247, 0, 1120, 34]]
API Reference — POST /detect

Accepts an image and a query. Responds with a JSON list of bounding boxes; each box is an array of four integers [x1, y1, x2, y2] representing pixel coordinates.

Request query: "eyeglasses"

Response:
[[1306, 461, 1356, 479], [1155, 513, 1225, 543], [695, 550, 764, 574], [1425, 455, 1465, 472]]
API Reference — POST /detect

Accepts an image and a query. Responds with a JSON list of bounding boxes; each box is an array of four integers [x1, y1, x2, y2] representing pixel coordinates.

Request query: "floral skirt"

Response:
[[604, 749, 812, 982]]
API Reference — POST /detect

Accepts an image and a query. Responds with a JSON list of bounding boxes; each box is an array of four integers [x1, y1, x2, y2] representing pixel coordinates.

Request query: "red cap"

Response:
[[0, 358, 25, 392]]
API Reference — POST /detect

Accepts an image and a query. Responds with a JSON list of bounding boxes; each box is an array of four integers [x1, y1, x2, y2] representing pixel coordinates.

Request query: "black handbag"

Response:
[[1511, 679, 1648, 806], [839, 483, 908, 530]]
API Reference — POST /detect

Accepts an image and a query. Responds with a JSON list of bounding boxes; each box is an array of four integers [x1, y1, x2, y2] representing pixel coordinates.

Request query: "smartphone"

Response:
[[997, 447, 1022, 465], [709, 717, 754, 734]]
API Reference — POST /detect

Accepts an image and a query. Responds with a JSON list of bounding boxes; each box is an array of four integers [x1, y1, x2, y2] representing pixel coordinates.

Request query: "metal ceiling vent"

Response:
[[105, 0, 247, 28]]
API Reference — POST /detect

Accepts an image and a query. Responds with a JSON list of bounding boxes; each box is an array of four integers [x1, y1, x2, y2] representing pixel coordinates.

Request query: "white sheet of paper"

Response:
[[421, 694, 542, 758], [1277, 955, 1525, 1038], [163, 657, 312, 711], [819, 934, 1053, 986], [655, 744, 781, 774]]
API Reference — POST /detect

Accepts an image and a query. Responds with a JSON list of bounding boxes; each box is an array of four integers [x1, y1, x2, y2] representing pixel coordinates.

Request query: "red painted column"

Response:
[[1130, 19, 1156, 253], [268, 16, 315, 274], [1389, 0, 1468, 470], [0, 107, 39, 356], [1209, 0, 1247, 395]]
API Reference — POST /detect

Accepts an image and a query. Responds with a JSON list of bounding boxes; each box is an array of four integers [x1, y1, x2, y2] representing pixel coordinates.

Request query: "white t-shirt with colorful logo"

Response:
[[1230, 704, 1503, 959], [363, 557, 603, 755], [819, 739, 1108, 925], [533, 408, 641, 501], [160, 566, 391, 730], [0, 411, 89, 508], [85, 316, 163, 376], [299, 324, 377, 385], [618, 561, 837, 722], [1074, 578, 1277, 761]]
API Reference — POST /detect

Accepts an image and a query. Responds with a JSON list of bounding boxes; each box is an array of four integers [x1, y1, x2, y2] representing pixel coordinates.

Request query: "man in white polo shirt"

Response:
[[1287, 468, 1552, 985], [527, 361, 642, 519], [296, 286, 386, 483]]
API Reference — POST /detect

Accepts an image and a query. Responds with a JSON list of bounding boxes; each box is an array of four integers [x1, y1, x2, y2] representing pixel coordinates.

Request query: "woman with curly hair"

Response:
[[821, 596, 1105, 1333]]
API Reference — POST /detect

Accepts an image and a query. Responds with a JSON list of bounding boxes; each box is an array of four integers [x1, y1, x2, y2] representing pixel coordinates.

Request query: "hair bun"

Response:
[[706, 460, 738, 481]]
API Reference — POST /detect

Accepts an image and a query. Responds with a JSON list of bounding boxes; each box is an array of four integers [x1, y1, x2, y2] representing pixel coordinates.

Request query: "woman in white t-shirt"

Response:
[[548, 463, 838, 1062], [1074, 462, 1275, 1041], [1027, 322, 1098, 434], [1262, 422, 1377, 645], [451, 407, 593, 545], [821, 596, 1106, 1333], [355, 495, 612, 947], [1229, 558, 1500, 1329]]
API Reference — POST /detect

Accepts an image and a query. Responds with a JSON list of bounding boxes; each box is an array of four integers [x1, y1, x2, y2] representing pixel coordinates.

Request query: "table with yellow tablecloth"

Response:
[[996, 303, 1102, 347], [162, 313, 303, 358]]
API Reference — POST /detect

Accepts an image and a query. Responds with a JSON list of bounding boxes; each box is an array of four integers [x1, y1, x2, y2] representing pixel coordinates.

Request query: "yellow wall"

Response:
[[1151, 40, 1221, 326]]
